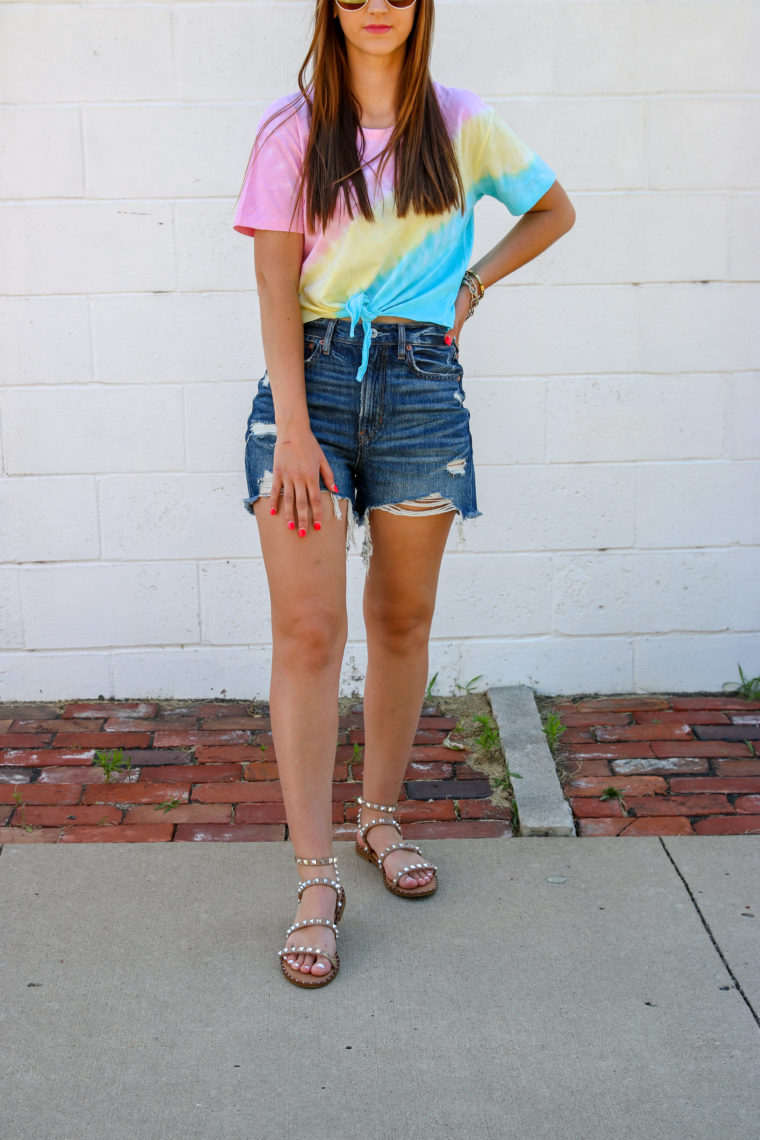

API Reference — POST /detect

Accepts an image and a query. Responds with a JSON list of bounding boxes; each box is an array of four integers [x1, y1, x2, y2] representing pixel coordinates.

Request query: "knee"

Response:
[[364, 598, 433, 655], [273, 608, 347, 671]]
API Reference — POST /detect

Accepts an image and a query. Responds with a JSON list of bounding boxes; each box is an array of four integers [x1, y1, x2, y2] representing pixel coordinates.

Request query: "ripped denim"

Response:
[[243, 317, 481, 566]]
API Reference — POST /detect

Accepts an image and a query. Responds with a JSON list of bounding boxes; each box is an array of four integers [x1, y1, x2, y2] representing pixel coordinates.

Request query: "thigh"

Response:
[[254, 492, 349, 629], [362, 507, 455, 624]]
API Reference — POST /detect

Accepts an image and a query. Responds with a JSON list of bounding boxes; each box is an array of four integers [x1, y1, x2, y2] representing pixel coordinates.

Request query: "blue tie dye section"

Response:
[[339, 154, 556, 380]]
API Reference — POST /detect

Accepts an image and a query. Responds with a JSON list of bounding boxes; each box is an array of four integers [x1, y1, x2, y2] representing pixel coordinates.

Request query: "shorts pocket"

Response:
[[304, 337, 323, 365], [405, 342, 463, 383]]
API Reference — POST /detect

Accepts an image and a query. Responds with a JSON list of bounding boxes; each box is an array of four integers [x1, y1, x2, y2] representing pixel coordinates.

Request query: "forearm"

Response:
[[472, 193, 575, 288], [257, 282, 311, 433]]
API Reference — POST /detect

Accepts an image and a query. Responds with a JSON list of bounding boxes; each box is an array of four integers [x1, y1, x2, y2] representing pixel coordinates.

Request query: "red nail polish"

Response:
[[444, 334, 452, 346], [288, 521, 295, 530], [332, 484, 339, 493], [269, 507, 277, 515], [314, 521, 321, 531], [298, 528, 306, 537]]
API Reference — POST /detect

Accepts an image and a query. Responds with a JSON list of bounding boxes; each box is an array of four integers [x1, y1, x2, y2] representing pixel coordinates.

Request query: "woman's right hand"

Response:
[[268, 428, 338, 536]]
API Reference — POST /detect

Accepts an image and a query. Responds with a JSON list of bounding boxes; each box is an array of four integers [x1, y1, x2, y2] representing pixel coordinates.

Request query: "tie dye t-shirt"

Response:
[[233, 82, 556, 381]]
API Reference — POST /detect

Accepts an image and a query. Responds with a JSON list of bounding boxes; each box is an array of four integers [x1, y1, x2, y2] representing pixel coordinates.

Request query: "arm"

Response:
[[254, 229, 336, 533], [446, 179, 576, 342]]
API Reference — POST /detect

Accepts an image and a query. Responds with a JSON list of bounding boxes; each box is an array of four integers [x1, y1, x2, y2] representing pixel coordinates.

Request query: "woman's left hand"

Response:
[[443, 282, 472, 347]]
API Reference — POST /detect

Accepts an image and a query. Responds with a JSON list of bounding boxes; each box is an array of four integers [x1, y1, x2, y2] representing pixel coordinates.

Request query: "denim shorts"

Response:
[[243, 318, 480, 556]]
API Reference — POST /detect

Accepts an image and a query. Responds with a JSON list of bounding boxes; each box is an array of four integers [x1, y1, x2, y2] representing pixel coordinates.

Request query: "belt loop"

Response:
[[396, 322, 406, 360], [322, 318, 336, 355]]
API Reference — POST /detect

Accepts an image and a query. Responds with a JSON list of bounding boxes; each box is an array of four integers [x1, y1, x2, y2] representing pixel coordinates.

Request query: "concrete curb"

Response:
[[488, 684, 576, 836]]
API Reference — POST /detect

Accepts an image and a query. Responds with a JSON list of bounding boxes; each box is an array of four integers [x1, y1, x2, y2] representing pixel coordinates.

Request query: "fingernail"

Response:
[[444, 334, 452, 345], [298, 527, 306, 537], [332, 484, 339, 493], [288, 521, 295, 530], [314, 521, 321, 531], [269, 507, 276, 515]]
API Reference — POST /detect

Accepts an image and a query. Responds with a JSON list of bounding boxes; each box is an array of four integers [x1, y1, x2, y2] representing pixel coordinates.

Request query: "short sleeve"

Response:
[[475, 107, 556, 215], [233, 96, 306, 237]]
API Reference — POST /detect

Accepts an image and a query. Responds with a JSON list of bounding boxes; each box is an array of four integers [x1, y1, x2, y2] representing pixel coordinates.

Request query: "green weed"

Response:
[[12, 788, 36, 832], [542, 712, 567, 752], [92, 746, 131, 782], [735, 664, 760, 700], [424, 672, 439, 701], [154, 799, 181, 814], [600, 785, 629, 816], [455, 674, 483, 695]]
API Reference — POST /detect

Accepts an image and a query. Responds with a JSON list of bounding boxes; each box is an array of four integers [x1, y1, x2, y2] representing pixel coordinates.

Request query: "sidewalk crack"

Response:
[[659, 837, 760, 1032]]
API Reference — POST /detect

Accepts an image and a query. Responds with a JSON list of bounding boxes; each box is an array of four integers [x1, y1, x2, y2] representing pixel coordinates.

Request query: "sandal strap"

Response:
[[357, 795, 398, 814], [279, 946, 338, 969], [285, 917, 339, 938], [358, 816, 402, 845], [376, 842, 423, 868], [294, 855, 336, 866], [297, 877, 342, 902], [391, 861, 438, 888]]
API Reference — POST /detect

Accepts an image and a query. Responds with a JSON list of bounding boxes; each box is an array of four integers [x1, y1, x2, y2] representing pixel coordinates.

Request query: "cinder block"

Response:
[[185, 381, 261, 473], [99, 474, 254, 561], [0, 476, 99, 562], [85, 104, 262, 198], [110, 645, 272, 701], [553, 549, 754, 635], [20, 562, 200, 649], [3, 203, 174, 295], [460, 636, 635, 696], [0, 107, 83, 198], [554, 2, 747, 96], [198, 558, 271, 645], [430, 4, 554, 96], [503, 191, 729, 286], [175, 4, 313, 101], [0, 651, 112, 701], [548, 374, 725, 462], [635, 632, 760, 694], [92, 293, 260, 384], [0, 298, 91, 385], [177, 201, 258, 293], [638, 283, 759, 373], [636, 461, 760, 548], [1, 6, 173, 102], [465, 463, 635, 552], [729, 195, 760, 281], [465, 284, 639, 377], [493, 97, 648, 191], [432, 552, 552, 638], [724, 375, 760, 460], [647, 97, 760, 190], [0, 567, 24, 647], [466, 379, 545, 464], [3, 386, 184, 475]]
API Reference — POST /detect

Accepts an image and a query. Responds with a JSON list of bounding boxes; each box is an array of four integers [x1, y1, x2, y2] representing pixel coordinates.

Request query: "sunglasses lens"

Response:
[[336, 1, 416, 10]]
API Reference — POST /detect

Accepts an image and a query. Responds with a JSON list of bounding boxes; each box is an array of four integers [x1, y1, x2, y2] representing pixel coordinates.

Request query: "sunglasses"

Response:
[[335, 1, 416, 11]]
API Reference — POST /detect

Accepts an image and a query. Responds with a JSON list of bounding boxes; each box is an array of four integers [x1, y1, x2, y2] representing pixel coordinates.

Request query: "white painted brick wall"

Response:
[[1, 0, 758, 699]]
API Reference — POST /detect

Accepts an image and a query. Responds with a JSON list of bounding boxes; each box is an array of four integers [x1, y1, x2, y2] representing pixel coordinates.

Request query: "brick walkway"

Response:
[[0, 701, 511, 844], [547, 695, 760, 836]]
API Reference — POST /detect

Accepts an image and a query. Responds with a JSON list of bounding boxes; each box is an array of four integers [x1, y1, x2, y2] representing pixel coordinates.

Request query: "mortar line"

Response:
[[659, 836, 760, 1032]]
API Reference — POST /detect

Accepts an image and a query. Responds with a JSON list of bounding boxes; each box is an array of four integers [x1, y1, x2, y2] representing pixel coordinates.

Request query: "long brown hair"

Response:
[[255, 0, 465, 232]]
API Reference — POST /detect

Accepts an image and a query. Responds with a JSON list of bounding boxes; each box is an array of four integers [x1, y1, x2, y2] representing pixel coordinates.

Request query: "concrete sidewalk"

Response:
[[2, 837, 758, 1139]]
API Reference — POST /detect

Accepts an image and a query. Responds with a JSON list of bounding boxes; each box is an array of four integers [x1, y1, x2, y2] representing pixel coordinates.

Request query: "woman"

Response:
[[233, 0, 575, 988]]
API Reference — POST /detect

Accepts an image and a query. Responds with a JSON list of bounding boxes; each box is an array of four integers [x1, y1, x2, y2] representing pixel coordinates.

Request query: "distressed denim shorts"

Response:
[[243, 318, 480, 558]]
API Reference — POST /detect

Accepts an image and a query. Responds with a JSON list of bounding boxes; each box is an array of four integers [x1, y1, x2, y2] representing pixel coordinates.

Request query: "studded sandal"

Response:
[[355, 796, 438, 899], [278, 855, 345, 989]]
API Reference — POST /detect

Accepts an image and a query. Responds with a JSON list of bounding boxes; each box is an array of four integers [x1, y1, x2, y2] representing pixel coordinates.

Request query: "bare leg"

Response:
[[254, 491, 348, 977], [360, 506, 456, 889]]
